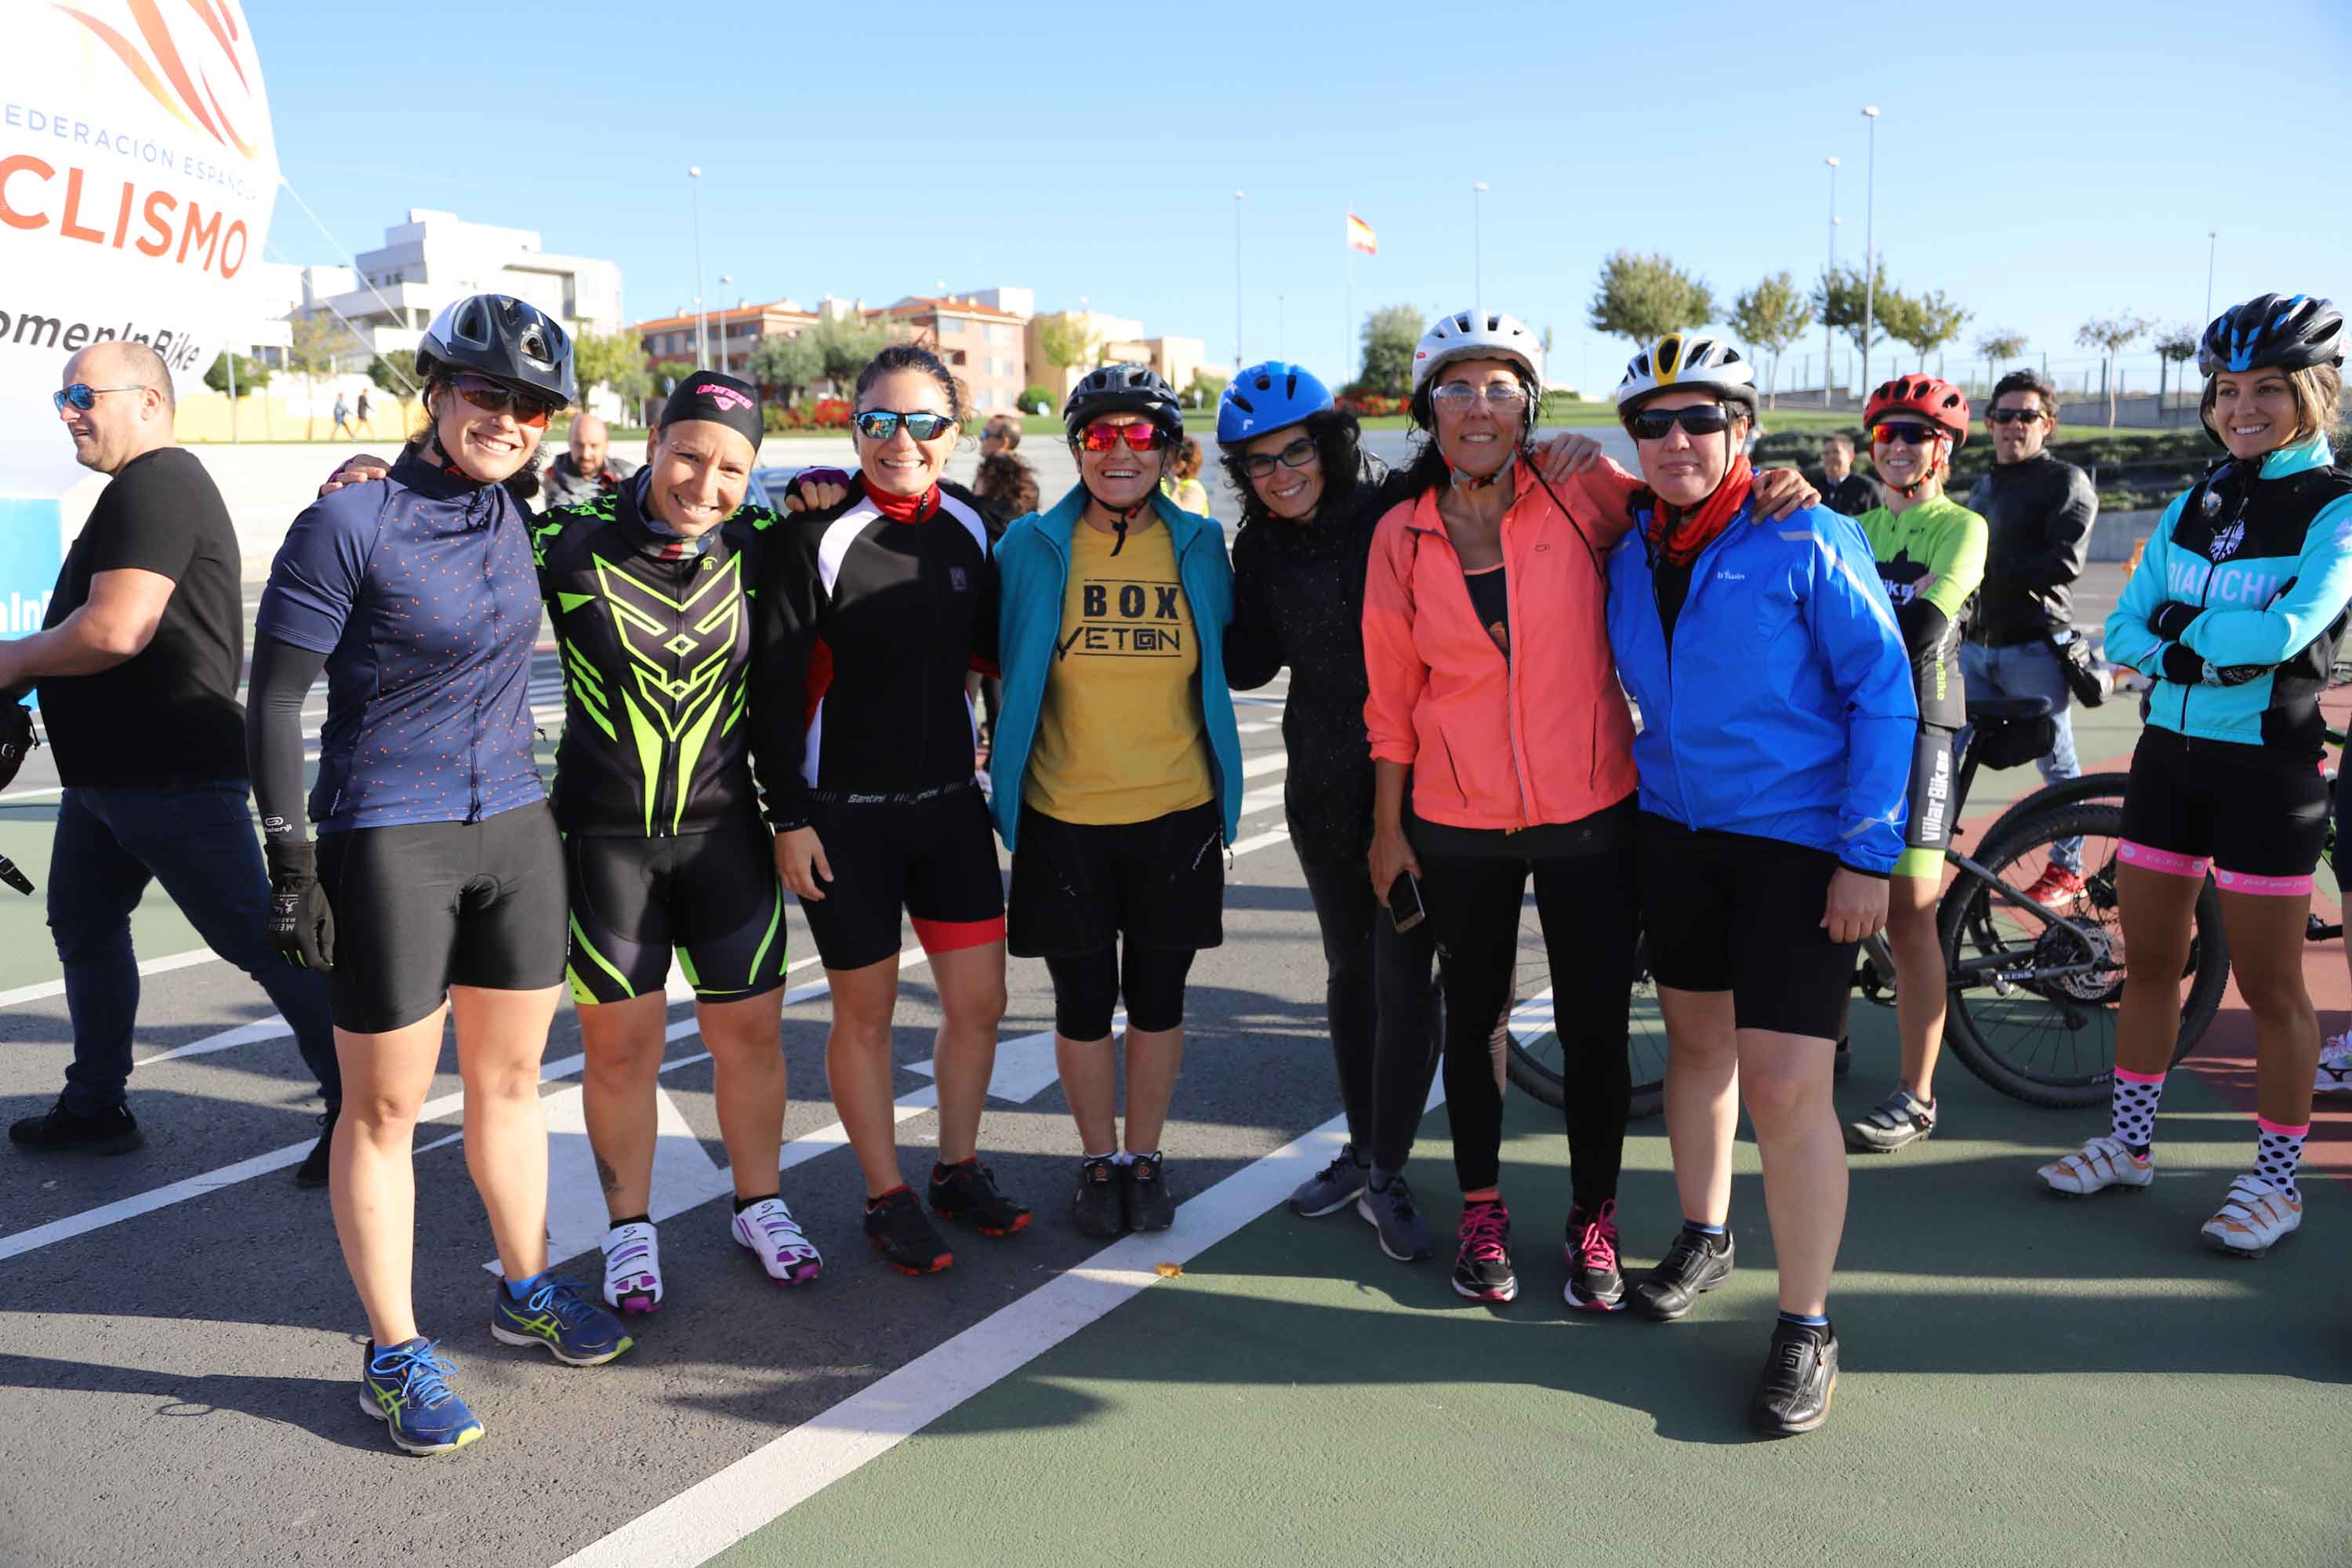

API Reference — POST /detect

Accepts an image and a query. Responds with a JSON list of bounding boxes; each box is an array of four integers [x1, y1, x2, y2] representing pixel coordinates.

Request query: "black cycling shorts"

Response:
[[564, 818, 786, 1005], [1635, 811, 1856, 1041], [798, 784, 1006, 971], [2119, 724, 2330, 893], [1007, 800, 1225, 960], [316, 802, 568, 1033]]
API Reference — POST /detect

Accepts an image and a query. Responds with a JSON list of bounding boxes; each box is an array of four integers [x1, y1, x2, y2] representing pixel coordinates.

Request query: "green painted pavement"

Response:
[[0, 801, 206, 993], [714, 1017, 2350, 1568]]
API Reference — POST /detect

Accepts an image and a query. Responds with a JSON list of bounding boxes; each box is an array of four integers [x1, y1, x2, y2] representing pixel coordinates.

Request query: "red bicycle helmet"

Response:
[[1864, 376, 1971, 447]]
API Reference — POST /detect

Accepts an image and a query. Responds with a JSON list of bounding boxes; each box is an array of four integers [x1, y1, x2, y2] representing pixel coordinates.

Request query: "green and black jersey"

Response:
[[533, 477, 779, 837], [1856, 493, 1987, 730]]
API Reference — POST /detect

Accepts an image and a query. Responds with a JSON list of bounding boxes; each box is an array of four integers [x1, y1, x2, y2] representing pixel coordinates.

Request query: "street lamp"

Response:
[[1472, 181, 1489, 319], [2205, 230, 2217, 325], [1860, 107, 1878, 394], [1232, 191, 1245, 370], [688, 165, 708, 366], [717, 274, 734, 375], [1824, 156, 1840, 407]]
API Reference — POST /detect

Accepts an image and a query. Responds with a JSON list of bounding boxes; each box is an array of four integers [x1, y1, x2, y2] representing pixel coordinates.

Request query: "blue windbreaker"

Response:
[[1604, 500, 1917, 873]]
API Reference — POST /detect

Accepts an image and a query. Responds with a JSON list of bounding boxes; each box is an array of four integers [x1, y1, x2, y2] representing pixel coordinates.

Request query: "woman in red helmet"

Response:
[[1838, 379, 1986, 1156]]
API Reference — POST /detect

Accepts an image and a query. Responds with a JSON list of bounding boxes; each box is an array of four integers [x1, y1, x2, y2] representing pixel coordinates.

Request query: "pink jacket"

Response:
[[1362, 460, 1641, 832]]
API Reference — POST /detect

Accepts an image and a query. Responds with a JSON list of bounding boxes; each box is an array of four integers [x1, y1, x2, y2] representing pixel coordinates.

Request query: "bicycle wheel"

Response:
[[1969, 770, 2129, 860], [1498, 897, 1667, 1119], [1937, 802, 2228, 1108]]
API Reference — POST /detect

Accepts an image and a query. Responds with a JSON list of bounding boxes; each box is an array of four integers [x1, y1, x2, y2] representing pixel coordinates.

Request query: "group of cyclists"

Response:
[[260, 282, 2344, 1455]]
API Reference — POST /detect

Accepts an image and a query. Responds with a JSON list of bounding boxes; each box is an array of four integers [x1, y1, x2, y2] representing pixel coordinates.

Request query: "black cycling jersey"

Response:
[[532, 476, 779, 837], [750, 477, 998, 831]]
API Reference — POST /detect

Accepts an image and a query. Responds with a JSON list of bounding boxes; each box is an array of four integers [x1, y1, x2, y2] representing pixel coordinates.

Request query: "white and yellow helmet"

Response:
[[1613, 333, 1759, 417]]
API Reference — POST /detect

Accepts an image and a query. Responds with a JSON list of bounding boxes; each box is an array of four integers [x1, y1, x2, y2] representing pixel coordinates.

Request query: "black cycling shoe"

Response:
[[928, 1158, 1032, 1236], [1123, 1153, 1175, 1232], [1628, 1225, 1734, 1322], [1750, 1319, 1839, 1436], [863, 1186, 953, 1275], [9, 1098, 143, 1156], [293, 1105, 339, 1189], [1072, 1156, 1128, 1240]]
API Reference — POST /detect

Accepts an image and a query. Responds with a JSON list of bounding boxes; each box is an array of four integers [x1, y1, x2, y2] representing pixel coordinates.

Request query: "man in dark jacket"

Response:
[[540, 413, 640, 508], [1817, 433, 1884, 516], [1963, 369, 2098, 906]]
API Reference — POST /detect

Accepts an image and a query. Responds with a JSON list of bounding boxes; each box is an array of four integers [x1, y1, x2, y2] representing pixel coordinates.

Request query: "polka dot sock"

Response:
[[2109, 1068, 2166, 1156], [2255, 1118, 2310, 1202]]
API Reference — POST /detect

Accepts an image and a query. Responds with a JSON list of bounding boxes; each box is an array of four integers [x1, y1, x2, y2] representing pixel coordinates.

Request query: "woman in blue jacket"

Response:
[[1601, 333, 1915, 1438], [2048, 295, 2351, 1260], [992, 366, 1246, 1241]]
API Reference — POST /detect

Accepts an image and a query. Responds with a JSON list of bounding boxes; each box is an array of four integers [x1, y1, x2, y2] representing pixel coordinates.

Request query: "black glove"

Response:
[[264, 839, 335, 972], [2149, 601, 2201, 641], [2160, 644, 2212, 687], [0, 702, 37, 791]]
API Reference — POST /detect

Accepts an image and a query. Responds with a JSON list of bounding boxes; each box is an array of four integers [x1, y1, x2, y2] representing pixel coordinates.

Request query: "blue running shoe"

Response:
[[489, 1273, 634, 1367], [360, 1337, 485, 1456]]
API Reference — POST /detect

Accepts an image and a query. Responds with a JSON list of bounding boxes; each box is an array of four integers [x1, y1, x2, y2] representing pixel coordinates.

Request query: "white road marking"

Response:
[[0, 949, 220, 1011]]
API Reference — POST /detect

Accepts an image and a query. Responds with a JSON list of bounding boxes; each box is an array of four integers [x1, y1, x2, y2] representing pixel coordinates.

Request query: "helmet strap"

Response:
[[1081, 486, 1153, 554], [1446, 445, 1521, 493]]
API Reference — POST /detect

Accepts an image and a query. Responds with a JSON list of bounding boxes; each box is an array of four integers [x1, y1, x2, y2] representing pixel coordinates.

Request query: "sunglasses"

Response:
[[1240, 435, 1318, 479], [1987, 407, 2045, 426], [52, 383, 145, 413], [450, 375, 560, 428], [1871, 423, 1940, 446], [1627, 405, 1736, 441], [1077, 421, 1171, 453], [1430, 383, 1528, 409], [855, 408, 956, 441]]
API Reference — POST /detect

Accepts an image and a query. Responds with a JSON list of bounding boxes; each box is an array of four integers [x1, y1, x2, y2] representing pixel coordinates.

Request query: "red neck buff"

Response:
[[1657, 455, 1755, 565], [867, 481, 939, 524]]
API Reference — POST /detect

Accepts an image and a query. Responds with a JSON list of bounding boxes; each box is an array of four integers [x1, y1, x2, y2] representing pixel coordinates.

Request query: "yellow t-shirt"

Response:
[[1024, 518, 1213, 824]]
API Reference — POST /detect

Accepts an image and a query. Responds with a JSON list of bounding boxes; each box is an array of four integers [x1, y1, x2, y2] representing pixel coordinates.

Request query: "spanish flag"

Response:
[[1346, 212, 1377, 256]]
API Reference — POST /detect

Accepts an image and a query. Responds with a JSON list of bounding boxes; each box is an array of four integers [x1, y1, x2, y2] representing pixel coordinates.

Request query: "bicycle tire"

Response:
[[1969, 770, 2128, 859], [1937, 801, 2228, 1108], [1500, 917, 1666, 1120]]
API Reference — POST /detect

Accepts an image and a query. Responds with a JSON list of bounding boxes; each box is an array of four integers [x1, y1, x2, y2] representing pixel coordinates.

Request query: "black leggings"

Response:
[[1417, 842, 1638, 1204], [1297, 852, 1442, 1172], [1044, 941, 1198, 1039]]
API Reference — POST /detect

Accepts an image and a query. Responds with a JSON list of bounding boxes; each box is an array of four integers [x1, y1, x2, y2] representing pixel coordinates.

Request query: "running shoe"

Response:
[[360, 1337, 484, 1457], [1289, 1142, 1370, 1218], [601, 1221, 664, 1313], [488, 1276, 635, 1366], [2036, 1134, 2153, 1196], [733, 1197, 824, 1286], [1750, 1319, 1839, 1436], [929, 1158, 1033, 1236], [1356, 1172, 1434, 1262], [1072, 1155, 1127, 1240], [1563, 1200, 1624, 1312], [292, 1105, 338, 1189], [864, 1185, 953, 1274], [1451, 1198, 1519, 1302], [7, 1097, 142, 1155], [2200, 1173, 2303, 1258], [1123, 1152, 1175, 1232], [2316, 1033, 2352, 1097], [2020, 865, 2087, 912], [1846, 1088, 1937, 1153], [1628, 1225, 1735, 1322]]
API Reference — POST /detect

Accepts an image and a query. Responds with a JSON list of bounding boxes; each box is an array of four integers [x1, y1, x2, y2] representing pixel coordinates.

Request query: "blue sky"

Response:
[[256, 0, 2350, 397]]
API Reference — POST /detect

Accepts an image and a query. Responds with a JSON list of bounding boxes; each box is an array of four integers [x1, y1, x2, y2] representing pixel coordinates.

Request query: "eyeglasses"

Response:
[[1239, 436, 1318, 479], [1871, 423, 1940, 446], [855, 408, 956, 441], [1987, 407, 2045, 426], [450, 375, 560, 428], [1627, 405, 1736, 441], [1429, 383, 1528, 410], [1077, 421, 1170, 453], [52, 383, 145, 413]]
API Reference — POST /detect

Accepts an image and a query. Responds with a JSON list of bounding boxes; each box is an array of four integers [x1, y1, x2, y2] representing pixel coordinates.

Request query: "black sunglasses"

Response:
[[1987, 407, 2045, 426], [855, 409, 956, 441], [1240, 435, 1318, 479], [1627, 405, 1735, 441]]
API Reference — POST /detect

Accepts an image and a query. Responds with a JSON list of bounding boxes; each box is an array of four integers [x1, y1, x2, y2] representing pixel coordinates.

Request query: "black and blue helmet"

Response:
[[1217, 361, 1334, 444], [2198, 292, 2343, 377]]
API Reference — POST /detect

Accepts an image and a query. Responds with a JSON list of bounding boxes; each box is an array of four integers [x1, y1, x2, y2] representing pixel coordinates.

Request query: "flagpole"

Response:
[[1343, 201, 1354, 384]]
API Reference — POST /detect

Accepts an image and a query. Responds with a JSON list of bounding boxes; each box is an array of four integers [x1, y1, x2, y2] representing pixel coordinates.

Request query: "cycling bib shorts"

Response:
[[564, 817, 786, 1005], [1635, 811, 1856, 1041], [797, 783, 1005, 972], [2119, 725, 2329, 895]]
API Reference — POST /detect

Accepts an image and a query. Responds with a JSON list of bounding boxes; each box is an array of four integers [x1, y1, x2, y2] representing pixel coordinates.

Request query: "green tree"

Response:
[[572, 328, 651, 413], [2152, 321, 2200, 411], [1018, 384, 1054, 416], [2075, 313, 2153, 426], [204, 350, 267, 399], [1357, 303, 1424, 397], [804, 314, 894, 395], [653, 359, 694, 396], [1588, 249, 1715, 346], [1185, 368, 1229, 411], [285, 314, 355, 437], [1812, 262, 1893, 377], [1728, 271, 1814, 408], [1036, 314, 1101, 379], [366, 348, 419, 418], [1886, 288, 1971, 375], [749, 330, 822, 406]]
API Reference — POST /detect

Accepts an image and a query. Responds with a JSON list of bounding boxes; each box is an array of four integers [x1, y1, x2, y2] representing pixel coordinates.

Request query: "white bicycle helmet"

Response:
[[1411, 310, 1544, 400], [1613, 333, 1758, 416]]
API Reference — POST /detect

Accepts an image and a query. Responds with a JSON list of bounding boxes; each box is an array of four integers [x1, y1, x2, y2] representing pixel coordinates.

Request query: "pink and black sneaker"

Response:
[[1451, 1197, 1519, 1302], [1563, 1200, 1624, 1312]]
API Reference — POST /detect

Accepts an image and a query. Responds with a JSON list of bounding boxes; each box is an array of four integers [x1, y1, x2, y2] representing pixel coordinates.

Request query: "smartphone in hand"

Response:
[[1386, 869, 1425, 933]]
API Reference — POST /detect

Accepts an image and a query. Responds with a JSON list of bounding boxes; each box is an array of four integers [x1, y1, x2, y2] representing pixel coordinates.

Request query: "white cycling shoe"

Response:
[[732, 1196, 824, 1286], [2200, 1174, 2303, 1258], [601, 1220, 664, 1314], [2038, 1135, 2154, 1196], [2316, 1033, 2352, 1097]]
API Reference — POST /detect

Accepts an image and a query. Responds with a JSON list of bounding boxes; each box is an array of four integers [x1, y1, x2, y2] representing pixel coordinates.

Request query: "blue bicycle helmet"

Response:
[[1218, 361, 1334, 444], [2198, 292, 2343, 377]]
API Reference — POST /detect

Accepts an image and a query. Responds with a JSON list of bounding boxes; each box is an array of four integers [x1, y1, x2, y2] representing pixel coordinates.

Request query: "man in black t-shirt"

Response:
[[3, 342, 339, 1174]]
